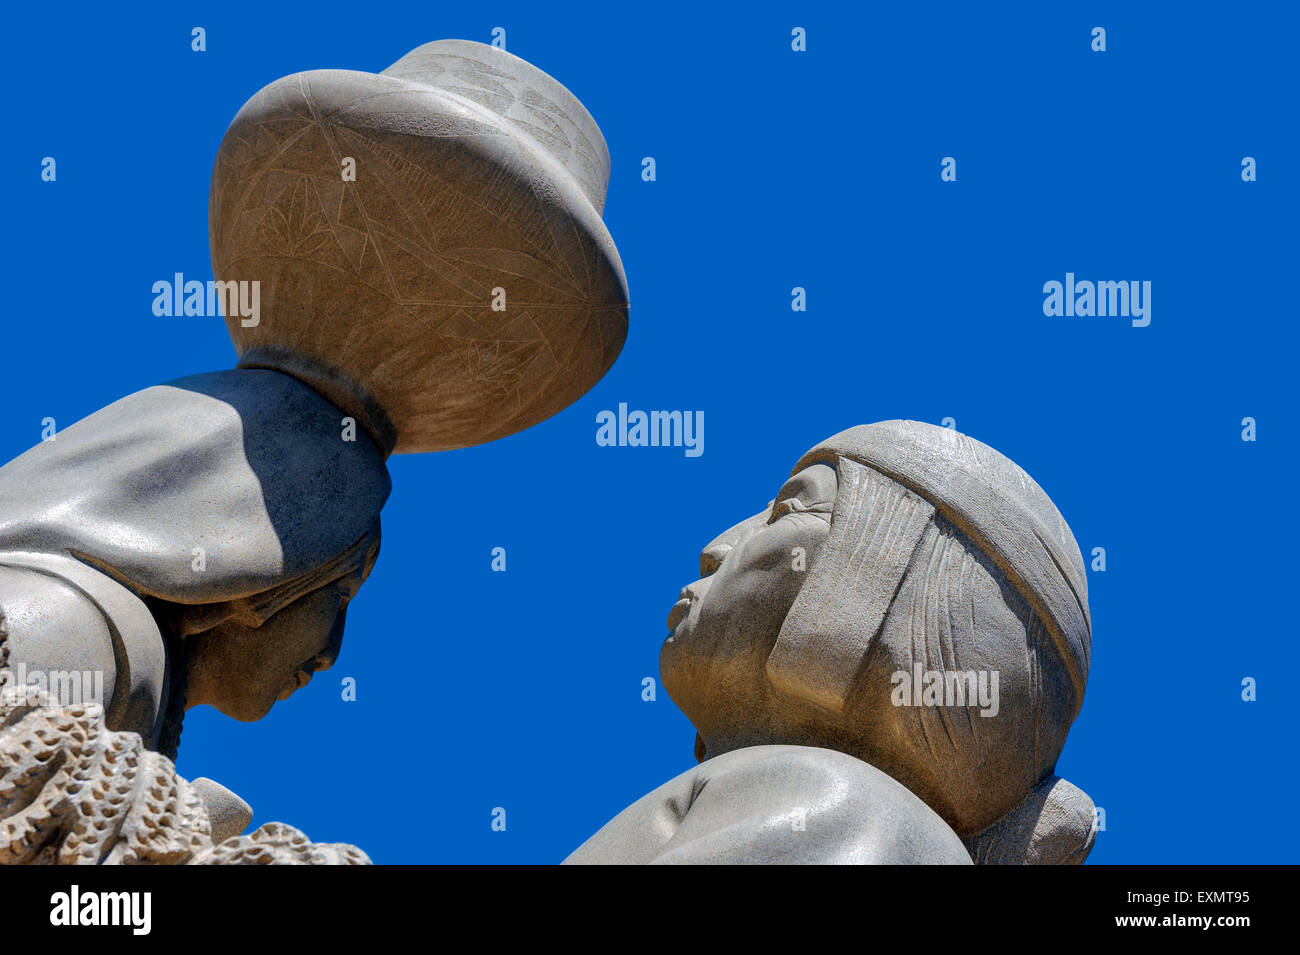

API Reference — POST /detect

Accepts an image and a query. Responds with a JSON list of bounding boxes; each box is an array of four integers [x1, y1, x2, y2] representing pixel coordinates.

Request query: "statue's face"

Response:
[[658, 453, 1065, 833], [660, 463, 837, 749], [184, 571, 363, 721]]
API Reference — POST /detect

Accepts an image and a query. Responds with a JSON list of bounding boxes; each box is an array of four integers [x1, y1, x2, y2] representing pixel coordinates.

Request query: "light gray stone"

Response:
[[0, 39, 624, 866], [570, 420, 1095, 865], [190, 777, 254, 845], [211, 38, 628, 454], [0, 683, 368, 865], [565, 745, 973, 865]]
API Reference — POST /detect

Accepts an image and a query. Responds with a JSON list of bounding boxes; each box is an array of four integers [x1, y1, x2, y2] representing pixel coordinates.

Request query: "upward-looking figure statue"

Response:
[[567, 421, 1095, 865], [0, 39, 627, 865]]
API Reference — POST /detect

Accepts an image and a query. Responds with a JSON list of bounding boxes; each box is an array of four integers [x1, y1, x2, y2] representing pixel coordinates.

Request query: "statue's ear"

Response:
[[766, 458, 935, 715], [961, 775, 1097, 865]]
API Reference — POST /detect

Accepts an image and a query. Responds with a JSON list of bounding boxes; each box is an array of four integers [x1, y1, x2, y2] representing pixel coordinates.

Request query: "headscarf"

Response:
[[768, 420, 1090, 720], [0, 368, 390, 608]]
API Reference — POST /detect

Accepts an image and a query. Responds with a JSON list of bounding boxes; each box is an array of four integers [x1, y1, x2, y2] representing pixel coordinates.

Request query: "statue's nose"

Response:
[[315, 604, 348, 672], [699, 544, 730, 578]]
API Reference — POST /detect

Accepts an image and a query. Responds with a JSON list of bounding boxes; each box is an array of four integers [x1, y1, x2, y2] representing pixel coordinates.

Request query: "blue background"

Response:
[[3, 2, 1294, 863]]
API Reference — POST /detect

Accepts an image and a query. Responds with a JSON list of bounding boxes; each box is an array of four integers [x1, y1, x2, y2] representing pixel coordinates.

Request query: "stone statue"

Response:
[[0, 39, 626, 865], [566, 421, 1095, 865]]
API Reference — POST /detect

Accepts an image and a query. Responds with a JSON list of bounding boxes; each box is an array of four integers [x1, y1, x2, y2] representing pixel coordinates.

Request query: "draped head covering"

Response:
[[767, 420, 1091, 721], [0, 369, 391, 610]]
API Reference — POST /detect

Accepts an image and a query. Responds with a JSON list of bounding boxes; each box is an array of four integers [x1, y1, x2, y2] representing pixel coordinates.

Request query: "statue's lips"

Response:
[[667, 596, 692, 634], [276, 666, 316, 701]]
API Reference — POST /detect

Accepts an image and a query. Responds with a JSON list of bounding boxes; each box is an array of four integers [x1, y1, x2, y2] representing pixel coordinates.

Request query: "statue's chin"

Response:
[[206, 695, 279, 723], [658, 633, 688, 704]]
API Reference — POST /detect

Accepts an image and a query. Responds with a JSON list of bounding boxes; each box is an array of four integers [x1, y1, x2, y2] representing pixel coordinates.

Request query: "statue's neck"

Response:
[[153, 628, 188, 760]]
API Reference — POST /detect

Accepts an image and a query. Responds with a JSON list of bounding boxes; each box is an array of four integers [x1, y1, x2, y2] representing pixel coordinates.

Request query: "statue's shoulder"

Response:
[[0, 551, 165, 740], [565, 744, 971, 865], [0, 556, 118, 672]]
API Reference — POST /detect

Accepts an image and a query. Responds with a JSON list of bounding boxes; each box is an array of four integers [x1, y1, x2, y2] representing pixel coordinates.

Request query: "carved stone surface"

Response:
[[568, 420, 1095, 865], [0, 369, 388, 754], [211, 38, 629, 454], [0, 39, 625, 865], [0, 685, 368, 865], [190, 777, 254, 845], [565, 745, 973, 865]]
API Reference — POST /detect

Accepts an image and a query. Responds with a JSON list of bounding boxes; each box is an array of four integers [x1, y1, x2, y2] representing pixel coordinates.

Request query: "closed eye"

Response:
[[768, 497, 833, 524]]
